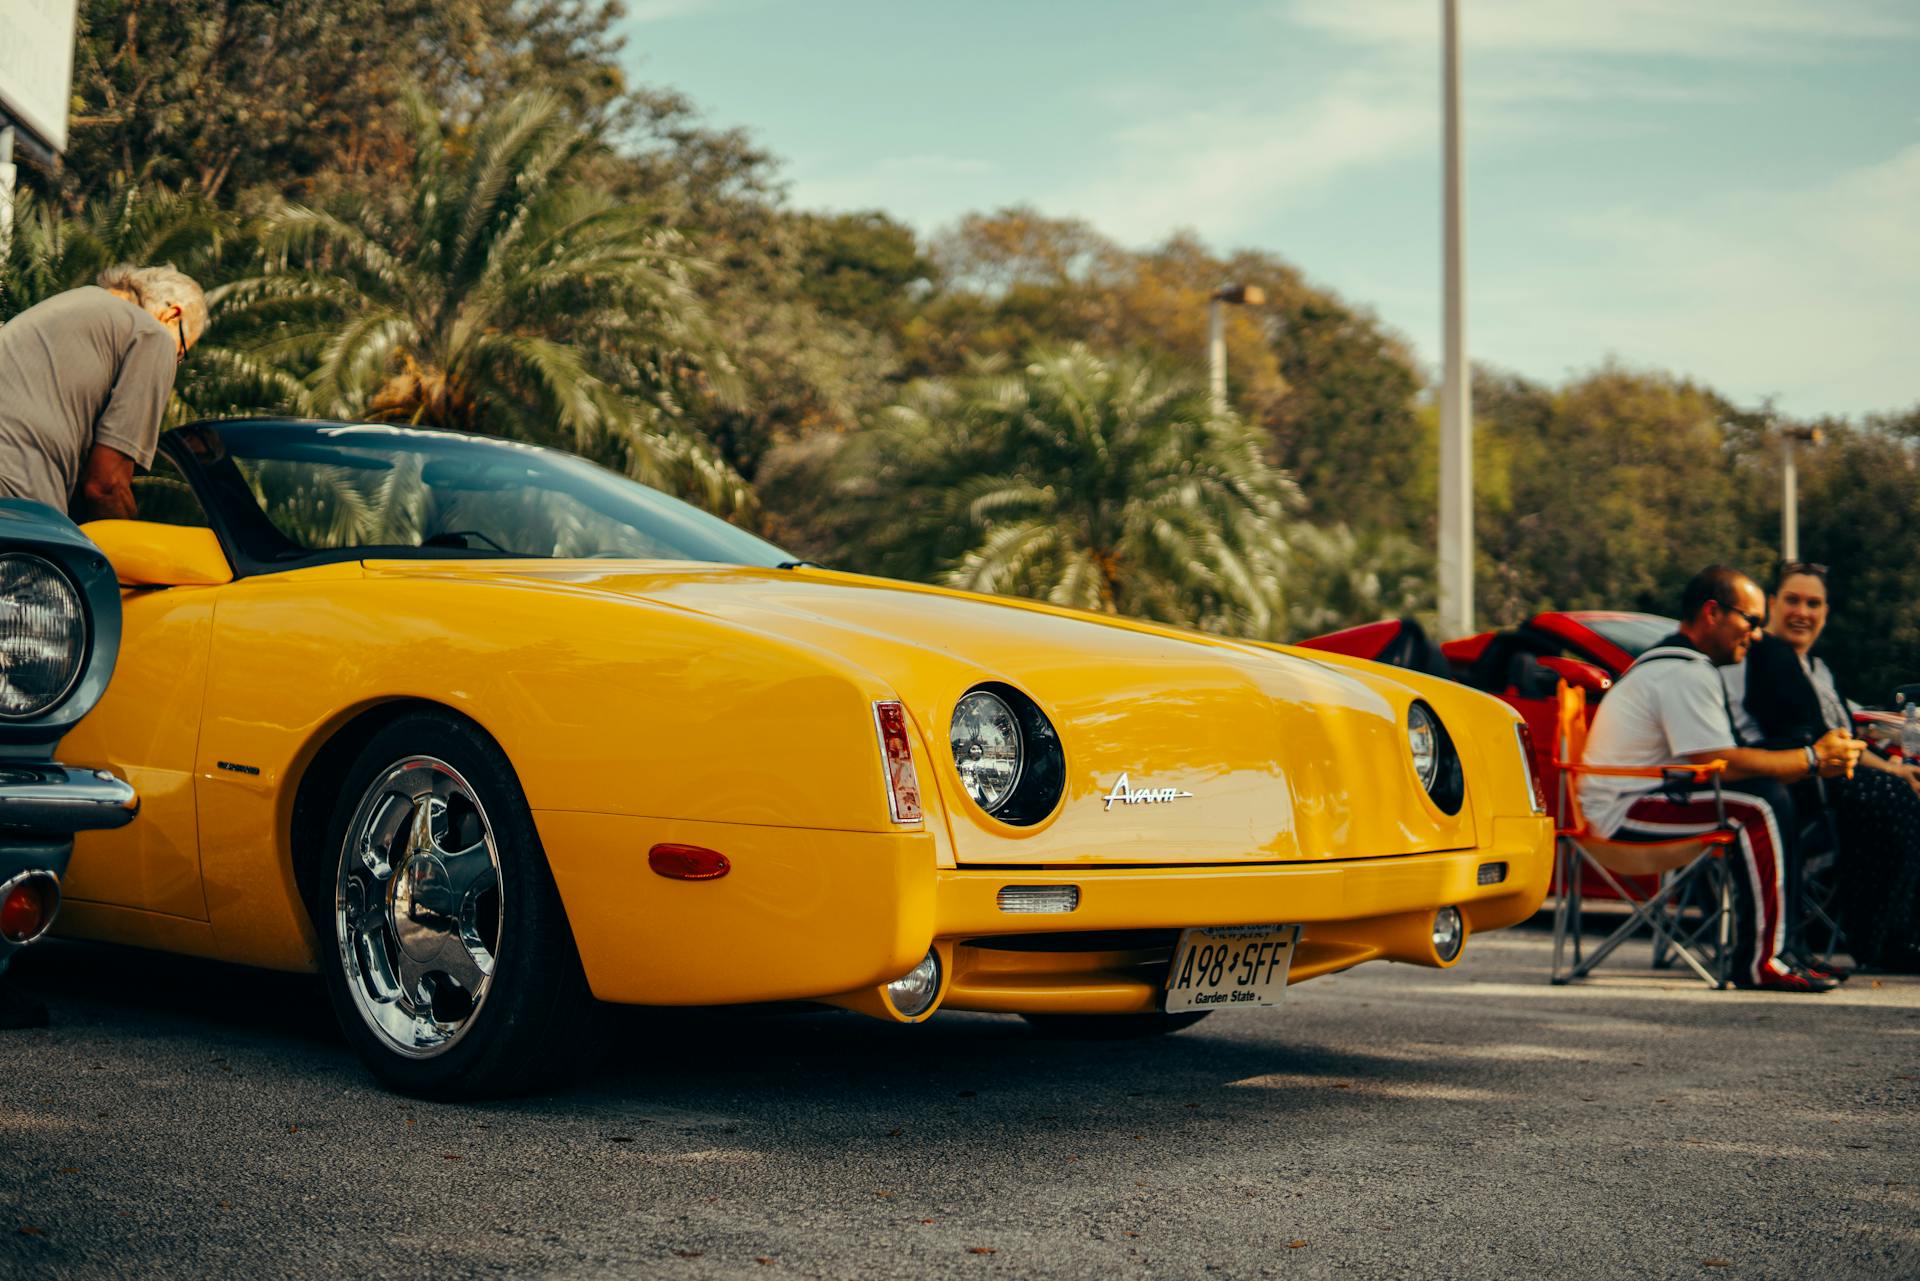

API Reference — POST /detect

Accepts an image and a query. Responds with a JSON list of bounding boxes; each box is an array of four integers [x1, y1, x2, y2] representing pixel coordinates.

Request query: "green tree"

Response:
[[912, 210, 1422, 535], [1266, 287, 1425, 536], [33, 0, 634, 208], [1471, 363, 1770, 624], [783, 346, 1297, 636], [224, 91, 746, 513], [1741, 408, 1920, 699], [1284, 522, 1434, 639]]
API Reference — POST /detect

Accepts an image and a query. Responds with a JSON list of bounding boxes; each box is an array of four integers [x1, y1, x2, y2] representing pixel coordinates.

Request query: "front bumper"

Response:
[[539, 810, 1553, 1010], [0, 762, 138, 967], [0, 763, 140, 835]]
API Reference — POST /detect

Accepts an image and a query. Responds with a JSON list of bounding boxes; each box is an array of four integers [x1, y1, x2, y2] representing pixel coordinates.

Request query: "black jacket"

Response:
[[1743, 632, 1835, 749]]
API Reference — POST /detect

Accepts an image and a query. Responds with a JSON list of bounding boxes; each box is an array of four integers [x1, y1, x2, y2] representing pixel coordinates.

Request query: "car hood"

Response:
[[372, 561, 1477, 864]]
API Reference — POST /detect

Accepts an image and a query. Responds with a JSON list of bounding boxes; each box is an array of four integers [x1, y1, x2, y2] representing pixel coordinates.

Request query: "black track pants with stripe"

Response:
[[1610, 779, 1796, 985]]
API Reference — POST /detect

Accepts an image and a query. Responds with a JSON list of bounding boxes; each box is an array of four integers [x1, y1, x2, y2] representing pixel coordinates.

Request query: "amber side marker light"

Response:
[[1513, 721, 1548, 815], [0, 872, 59, 944], [648, 844, 731, 881]]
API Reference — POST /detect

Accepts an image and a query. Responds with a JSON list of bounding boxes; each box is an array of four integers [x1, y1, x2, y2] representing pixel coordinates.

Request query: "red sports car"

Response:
[[1298, 610, 1676, 812]]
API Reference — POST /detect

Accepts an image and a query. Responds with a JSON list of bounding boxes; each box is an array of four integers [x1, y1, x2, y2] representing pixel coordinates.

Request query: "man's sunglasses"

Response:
[[1716, 600, 1767, 630], [175, 316, 189, 364]]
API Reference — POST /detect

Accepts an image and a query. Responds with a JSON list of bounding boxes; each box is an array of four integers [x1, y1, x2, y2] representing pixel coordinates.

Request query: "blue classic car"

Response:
[[0, 501, 139, 1000]]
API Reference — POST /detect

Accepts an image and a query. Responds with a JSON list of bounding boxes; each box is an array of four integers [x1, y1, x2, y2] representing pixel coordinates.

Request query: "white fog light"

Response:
[[886, 948, 942, 1018], [1432, 906, 1465, 963]]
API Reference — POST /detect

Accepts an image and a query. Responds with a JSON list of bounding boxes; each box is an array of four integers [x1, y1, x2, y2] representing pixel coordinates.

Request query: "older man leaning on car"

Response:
[[0, 265, 207, 520], [0, 264, 199, 1028]]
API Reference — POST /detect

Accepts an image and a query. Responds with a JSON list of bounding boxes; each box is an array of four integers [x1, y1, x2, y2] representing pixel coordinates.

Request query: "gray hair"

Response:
[[96, 264, 210, 346]]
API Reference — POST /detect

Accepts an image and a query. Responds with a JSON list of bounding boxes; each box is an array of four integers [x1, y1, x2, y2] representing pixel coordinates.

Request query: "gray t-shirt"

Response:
[[0, 286, 175, 514]]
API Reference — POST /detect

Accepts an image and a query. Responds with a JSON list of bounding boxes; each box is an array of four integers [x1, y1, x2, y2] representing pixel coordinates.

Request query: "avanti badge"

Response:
[[1101, 773, 1194, 811]]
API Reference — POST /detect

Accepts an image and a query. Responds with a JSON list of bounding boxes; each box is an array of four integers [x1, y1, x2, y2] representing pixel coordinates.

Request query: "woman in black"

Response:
[[1742, 562, 1920, 969]]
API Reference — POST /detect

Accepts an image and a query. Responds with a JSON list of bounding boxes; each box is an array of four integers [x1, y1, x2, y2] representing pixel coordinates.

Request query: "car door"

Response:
[[56, 454, 221, 921]]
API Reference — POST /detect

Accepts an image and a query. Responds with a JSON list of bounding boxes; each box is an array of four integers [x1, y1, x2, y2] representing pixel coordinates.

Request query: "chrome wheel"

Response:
[[334, 755, 503, 1059]]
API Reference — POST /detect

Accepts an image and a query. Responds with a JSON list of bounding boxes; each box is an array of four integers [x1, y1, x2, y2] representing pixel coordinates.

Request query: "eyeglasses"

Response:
[[1778, 559, 1828, 580], [1715, 600, 1767, 630], [174, 316, 189, 364]]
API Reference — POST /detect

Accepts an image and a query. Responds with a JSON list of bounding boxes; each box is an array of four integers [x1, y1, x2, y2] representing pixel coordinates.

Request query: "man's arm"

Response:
[[72, 443, 137, 522], [1683, 728, 1863, 783]]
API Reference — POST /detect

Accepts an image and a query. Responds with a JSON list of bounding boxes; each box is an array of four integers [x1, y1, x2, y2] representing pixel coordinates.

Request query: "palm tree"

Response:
[[224, 90, 748, 516], [823, 346, 1297, 635], [1282, 521, 1434, 638]]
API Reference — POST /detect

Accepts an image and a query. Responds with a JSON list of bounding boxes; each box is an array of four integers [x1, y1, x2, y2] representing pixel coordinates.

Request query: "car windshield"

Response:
[[1583, 614, 1677, 658], [173, 421, 792, 567]]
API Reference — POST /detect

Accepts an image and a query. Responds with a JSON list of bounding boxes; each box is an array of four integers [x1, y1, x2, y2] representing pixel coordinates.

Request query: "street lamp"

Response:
[[1437, 0, 1472, 641], [1208, 282, 1265, 418], [1780, 423, 1822, 562]]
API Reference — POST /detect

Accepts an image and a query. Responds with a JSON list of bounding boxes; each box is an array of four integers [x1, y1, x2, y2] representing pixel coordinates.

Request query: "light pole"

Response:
[[0, 127, 15, 261], [1437, 0, 1473, 640], [1780, 423, 1821, 562], [1208, 283, 1265, 418]]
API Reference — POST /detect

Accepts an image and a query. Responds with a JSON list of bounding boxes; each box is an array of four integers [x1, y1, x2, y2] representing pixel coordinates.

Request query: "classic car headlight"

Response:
[[951, 689, 1024, 813], [949, 684, 1065, 825], [1406, 700, 1466, 815], [1407, 701, 1441, 790], [0, 553, 87, 721]]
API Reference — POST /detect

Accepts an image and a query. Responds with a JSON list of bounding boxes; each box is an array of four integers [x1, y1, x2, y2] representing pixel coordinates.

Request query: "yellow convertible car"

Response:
[[50, 419, 1552, 1097]]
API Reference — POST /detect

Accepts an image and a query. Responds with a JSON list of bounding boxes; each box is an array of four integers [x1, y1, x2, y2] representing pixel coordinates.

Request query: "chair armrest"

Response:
[[1554, 760, 1727, 781]]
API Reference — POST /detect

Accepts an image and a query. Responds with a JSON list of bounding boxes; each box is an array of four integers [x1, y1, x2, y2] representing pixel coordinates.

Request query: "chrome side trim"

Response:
[[0, 763, 140, 833]]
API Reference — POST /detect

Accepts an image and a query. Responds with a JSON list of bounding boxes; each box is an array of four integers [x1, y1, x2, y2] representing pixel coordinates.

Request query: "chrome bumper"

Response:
[[0, 763, 139, 835]]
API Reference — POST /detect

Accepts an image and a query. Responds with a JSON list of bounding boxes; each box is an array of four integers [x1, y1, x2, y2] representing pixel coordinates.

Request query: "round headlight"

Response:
[[0, 554, 86, 721], [951, 689, 1025, 814], [1407, 701, 1440, 790]]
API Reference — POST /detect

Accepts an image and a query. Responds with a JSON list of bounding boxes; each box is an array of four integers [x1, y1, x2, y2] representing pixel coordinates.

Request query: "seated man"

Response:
[[1578, 566, 1864, 992]]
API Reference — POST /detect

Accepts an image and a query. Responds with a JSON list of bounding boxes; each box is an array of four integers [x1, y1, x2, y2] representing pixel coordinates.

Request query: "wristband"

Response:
[[1804, 745, 1818, 772]]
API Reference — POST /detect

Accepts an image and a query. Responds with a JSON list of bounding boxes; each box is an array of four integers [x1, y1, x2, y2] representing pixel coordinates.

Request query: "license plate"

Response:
[[1163, 924, 1300, 1011]]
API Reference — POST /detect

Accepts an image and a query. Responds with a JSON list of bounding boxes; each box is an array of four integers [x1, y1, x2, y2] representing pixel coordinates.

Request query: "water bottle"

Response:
[[1902, 703, 1920, 762]]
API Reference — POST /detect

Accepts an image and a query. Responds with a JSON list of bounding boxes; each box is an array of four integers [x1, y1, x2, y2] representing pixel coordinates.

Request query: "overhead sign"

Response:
[[0, 0, 79, 154]]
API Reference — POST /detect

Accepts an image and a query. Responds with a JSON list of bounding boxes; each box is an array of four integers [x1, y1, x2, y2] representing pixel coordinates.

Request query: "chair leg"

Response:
[[1650, 869, 1673, 971], [1551, 838, 1572, 984], [1715, 859, 1732, 989], [1568, 859, 1726, 988]]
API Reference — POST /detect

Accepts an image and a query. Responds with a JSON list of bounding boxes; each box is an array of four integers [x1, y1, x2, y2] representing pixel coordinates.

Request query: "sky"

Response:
[[618, 0, 1920, 419]]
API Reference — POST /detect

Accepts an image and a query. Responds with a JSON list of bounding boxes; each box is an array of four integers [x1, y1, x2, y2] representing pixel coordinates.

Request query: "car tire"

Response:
[[1020, 1011, 1211, 1039], [317, 710, 592, 1099]]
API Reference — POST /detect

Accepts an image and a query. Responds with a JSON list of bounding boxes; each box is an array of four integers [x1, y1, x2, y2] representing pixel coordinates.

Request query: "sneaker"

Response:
[[1735, 967, 1837, 994], [1787, 953, 1852, 982]]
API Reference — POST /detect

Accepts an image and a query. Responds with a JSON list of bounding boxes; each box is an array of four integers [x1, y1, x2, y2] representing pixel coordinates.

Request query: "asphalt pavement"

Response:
[[2, 927, 1915, 1280]]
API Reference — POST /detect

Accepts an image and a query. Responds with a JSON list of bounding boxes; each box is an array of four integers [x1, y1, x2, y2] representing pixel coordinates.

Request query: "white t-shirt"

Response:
[[1579, 644, 1737, 838]]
